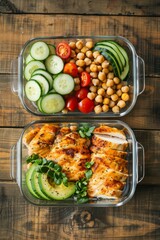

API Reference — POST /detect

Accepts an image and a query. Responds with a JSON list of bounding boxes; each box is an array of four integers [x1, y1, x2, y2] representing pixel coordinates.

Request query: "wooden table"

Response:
[[0, 1, 160, 239]]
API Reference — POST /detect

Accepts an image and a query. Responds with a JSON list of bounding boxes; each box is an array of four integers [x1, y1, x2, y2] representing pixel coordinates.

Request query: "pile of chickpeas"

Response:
[[68, 39, 130, 114]]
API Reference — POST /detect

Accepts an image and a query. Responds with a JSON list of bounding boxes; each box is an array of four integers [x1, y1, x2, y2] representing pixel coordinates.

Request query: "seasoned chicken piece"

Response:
[[94, 125, 126, 140], [92, 134, 128, 151], [23, 127, 40, 146], [54, 127, 71, 143], [90, 146, 127, 158], [26, 124, 59, 157], [46, 131, 91, 181]]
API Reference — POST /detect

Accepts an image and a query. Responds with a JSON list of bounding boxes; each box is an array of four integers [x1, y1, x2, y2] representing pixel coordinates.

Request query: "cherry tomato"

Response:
[[80, 71, 91, 87], [75, 88, 89, 100], [66, 96, 78, 111], [63, 62, 78, 77], [78, 97, 94, 113], [56, 42, 71, 59]]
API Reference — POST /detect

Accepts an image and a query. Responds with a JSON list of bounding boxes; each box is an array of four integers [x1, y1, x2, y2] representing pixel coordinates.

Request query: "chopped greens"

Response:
[[78, 123, 95, 138]]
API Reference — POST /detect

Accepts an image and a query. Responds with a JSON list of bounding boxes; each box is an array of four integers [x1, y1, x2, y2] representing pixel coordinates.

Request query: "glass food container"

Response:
[[10, 120, 145, 207], [12, 36, 145, 117]]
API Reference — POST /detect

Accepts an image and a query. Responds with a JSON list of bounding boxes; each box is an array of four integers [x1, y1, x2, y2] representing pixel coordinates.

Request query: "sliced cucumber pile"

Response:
[[26, 163, 76, 200], [93, 41, 129, 80]]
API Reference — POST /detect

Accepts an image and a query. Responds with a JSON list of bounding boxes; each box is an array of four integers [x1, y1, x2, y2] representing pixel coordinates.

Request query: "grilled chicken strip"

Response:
[[90, 146, 127, 158], [23, 127, 40, 146], [24, 124, 59, 158], [93, 125, 126, 140], [46, 131, 91, 181]]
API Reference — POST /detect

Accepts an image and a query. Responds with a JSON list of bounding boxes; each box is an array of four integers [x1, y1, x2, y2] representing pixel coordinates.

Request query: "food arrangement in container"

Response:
[[11, 120, 145, 207], [14, 36, 145, 117]]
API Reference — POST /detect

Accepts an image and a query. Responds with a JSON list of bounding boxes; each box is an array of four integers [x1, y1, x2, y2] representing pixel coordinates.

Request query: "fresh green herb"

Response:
[[74, 161, 94, 203], [78, 123, 95, 138], [26, 154, 41, 164]]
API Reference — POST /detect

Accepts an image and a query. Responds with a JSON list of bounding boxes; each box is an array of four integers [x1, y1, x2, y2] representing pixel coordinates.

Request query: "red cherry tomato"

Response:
[[80, 71, 91, 87], [75, 88, 89, 100], [66, 96, 78, 111], [78, 97, 94, 113], [56, 42, 71, 59], [63, 62, 78, 77]]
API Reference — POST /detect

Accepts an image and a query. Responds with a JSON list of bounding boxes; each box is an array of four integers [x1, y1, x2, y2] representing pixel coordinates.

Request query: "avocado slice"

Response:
[[38, 173, 76, 200], [25, 163, 40, 198]]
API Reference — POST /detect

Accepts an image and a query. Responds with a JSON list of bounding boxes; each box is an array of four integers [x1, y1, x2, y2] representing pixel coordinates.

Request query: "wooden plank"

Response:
[[0, 127, 160, 185], [0, 74, 160, 129], [0, 183, 159, 239], [0, 0, 160, 16], [0, 14, 159, 75]]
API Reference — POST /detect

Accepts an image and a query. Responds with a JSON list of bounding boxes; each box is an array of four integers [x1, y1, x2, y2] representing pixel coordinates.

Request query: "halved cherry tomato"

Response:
[[56, 42, 71, 59], [80, 71, 91, 87], [75, 88, 89, 100], [63, 62, 78, 77], [78, 97, 94, 113], [66, 96, 78, 111]]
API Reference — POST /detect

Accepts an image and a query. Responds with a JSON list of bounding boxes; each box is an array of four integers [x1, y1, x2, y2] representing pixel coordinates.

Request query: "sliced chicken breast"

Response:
[[93, 125, 126, 140]]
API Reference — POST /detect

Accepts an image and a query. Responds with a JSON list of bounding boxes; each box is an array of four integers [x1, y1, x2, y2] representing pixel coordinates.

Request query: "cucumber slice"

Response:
[[101, 51, 121, 77], [31, 74, 49, 95], [25, 80, 42, 101], [25, 54, 34, 64], [41, 93, 65, 114], [26, 163, 39, 198], [30, 41, 50, 60], [32, 69, 53, 90], [48, 44, 56, 55], [24, 60, 46, 80], [38, 173, 76, 200], [37, 96, 43, 112], [53, 73, 74, 95], [45, 55, 64, 74]]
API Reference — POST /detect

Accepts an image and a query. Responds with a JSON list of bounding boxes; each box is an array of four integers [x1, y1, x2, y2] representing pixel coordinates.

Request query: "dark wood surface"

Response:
[[0, 1, 160, 239]]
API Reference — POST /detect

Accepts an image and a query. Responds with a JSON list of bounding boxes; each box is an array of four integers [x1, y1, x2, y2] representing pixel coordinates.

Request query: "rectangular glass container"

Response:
[[12, 36, 145, 117], [10, 119, 144, 207]]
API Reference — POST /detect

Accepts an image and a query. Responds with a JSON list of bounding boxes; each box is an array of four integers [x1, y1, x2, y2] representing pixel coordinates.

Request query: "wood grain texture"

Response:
[[0, 74, 160, 129], [0, 0, 160, 16], [0, 14, 159, 75], [0, 183, 159, 239], [0, 128, 160, 185]]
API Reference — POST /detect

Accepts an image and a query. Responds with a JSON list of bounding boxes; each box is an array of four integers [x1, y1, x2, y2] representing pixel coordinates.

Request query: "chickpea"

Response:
[[93, 51, 100, 59], [89, 85, 97, 93], [62, 108, 68, 114], [117, 83, 123, 89], [117, 100, 126, 108], [111, 94, 119, 102], [77, 67, 83, 73], [121, 93, 130, 101], [102, 68, 109, 74], [103, 97, 110, 105], [94, 105, 102, 114], [121, 86, 130, 93], [113, 77, 120, 84], [95, 95, 103, 103], [86, 41, 94, 49], [92, 78, 100, 86], [90, 72, 98, 78], [81, 46, 89, 53], [77, 52, 85, 60], [69, 41, 76, 49], [109, 100, 116, 108], [84, 57, 92, 66], [97, 65, 102, 71], [86, 50, 93, 58], [74, 84, 81, 91], [116, 89, 122, 97], [107, 87, 114, 96], [102, 60, 109, 68], [74, 77, 80, 85], [112, 105, 120, 113], [69, 59, 76, 63], [76, 59, 85, 67], [98, 72, 106, 81], [106, 79, 114, 87], [96, 55, 105, 64], [70, 50, 76, 58], [102, 82, 108, 90], [107, 72, 114, 79], [85, 66, 91, 73], [97, 88, 105, 96], [102, 104, 109, 112], [76, 40, 83, 49], [90, 64, 98, 72], [75, 48, 80, 53], [87, 92, 96, 100]]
